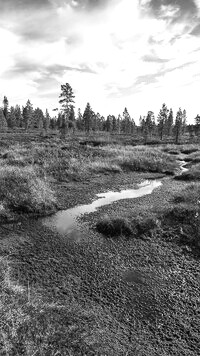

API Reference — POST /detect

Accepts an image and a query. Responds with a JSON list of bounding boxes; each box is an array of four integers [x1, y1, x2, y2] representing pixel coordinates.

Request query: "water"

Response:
[[42, 180, 162, 237], [178, 160, 189, 174]]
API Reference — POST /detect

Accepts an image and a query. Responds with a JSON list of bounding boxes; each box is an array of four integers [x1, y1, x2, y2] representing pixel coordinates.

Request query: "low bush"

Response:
[[0, 166, 57, 214], [96, 214, 160, 239], [96, 215, 134, 237]]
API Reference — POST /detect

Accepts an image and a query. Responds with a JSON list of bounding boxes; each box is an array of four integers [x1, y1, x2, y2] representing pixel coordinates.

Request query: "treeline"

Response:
[[1, 83, 200, 144]]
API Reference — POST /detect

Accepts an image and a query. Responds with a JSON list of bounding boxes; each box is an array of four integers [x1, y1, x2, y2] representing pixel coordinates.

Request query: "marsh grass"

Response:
[[101, 145, 178, 174], [162, 144, 200, 155], [175, 163, 200, 181], [96, 214, 160, 239], [0, 166, 57, 215], [163, 183, 200, 247]]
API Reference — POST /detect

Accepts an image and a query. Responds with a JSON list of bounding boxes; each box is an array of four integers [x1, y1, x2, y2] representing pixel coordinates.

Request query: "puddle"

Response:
[[42, 180, 162, 237]]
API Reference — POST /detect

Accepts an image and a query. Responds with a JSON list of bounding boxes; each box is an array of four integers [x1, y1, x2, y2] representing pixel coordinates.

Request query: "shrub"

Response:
[[0, 166, 57, 214], [96, 214, 159, 238], [96, 215, 135, 237]]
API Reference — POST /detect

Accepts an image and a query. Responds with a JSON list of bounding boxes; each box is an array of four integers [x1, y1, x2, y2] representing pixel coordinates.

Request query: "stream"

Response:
[[42, 180, 162, 236], [42, 159, 188, 239]]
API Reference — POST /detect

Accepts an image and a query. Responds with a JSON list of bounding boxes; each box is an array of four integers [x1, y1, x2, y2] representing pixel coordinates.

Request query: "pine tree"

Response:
[[157, 103, 168, 140], [43, 109, 50, 133], [174, 108, 183, 144], [83, 103, 93, 132], [14, 105, 23, 127], [194, 114, 200, 136], [76, 108, 84, 131], [23, 100, 33, 130], [122, 107, 132, 134], [7, 106, 17, 128], [0, 108, 8, 131], [182, 109, 187, 135], [166, 108, 173, 136], [68, 105, 76, 132], [59, 83, 75, 136], [3, 96, 9, 122], [33, 108, 44, 130]]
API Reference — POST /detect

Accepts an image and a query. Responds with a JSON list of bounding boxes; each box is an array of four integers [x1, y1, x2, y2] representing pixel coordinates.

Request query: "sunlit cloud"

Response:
[[0, 0, 200, 121]]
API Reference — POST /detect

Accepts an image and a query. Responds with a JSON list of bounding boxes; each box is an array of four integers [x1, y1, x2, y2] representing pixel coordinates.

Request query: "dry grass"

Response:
[[0, 166, 57, 215], [101, 145, 178, 174]]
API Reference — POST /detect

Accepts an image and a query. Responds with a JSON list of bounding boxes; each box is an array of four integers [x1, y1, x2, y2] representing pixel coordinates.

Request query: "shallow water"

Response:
[[177, 160, 189, 174], [42, 180, 162, 236]]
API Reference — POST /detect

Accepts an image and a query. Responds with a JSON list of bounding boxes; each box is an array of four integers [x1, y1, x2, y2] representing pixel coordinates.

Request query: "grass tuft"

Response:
[[0, 166, 57, 215]]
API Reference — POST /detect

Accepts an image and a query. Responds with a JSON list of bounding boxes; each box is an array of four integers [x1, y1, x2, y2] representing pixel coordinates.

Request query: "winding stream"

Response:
[[42, 159, 189, 239], [42, 180, 162, 236]]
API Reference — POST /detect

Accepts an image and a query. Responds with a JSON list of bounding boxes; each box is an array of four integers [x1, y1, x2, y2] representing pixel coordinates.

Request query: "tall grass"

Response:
[[101, 145, 178, 174], [0, 166, 57, 215]]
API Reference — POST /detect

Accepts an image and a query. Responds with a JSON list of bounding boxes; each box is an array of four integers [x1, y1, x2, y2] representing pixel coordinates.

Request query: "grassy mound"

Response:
[[0, 166, 57, 215], [96, 214, 159, 239], [163, 183, 200, 247]]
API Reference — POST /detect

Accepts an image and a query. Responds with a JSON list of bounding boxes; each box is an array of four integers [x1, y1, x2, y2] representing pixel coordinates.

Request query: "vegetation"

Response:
[[0, 82, 200, 355], [0, 83, 200, 144], [0, 165, 56, 220]]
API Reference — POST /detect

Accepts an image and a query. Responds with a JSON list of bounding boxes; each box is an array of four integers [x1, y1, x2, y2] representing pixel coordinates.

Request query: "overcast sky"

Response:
[[0, 0, 200, 122]]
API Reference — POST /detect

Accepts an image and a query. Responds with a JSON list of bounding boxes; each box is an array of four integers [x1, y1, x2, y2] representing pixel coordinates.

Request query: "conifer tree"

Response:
[[7, 106, 17, 128], [14, 105, 23, 127], [76, 108, 84, 131], [23, 100, 33, 130], [43, 109, 50, 133], [194, 114, 200, 136], [83, 103, 93, 132], [166, 108, 173, 136], [59, 83, 75, 136], [157, 103, 168, 140], [0, 109, 8, 131], [3, 96, 9, 121], [174, 108, 183, 144]]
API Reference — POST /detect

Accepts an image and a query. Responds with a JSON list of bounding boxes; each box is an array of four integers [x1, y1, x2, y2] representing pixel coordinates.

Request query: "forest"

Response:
[[1, 83, 200, 144]]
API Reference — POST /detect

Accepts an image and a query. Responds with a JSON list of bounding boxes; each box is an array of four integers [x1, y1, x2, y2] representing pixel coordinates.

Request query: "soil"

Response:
[[0, 169, 200, 355]]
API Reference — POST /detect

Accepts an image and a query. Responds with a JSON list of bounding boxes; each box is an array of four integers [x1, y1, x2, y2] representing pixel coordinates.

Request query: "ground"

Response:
[[0, 131, 200, 356]]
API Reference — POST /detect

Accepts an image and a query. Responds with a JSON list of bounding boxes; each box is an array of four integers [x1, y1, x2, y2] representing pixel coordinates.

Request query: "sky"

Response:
[[0, 0, 200, 123]]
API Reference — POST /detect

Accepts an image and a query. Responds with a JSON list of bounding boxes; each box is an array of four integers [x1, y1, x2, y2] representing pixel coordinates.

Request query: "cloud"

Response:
[[142, 54, 169, 63], [3, 59, 96, 79], [190, 23, 200, 36], [140, 0, 198, 23]]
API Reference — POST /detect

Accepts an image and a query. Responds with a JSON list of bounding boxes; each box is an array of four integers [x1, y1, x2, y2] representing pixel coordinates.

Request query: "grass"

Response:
[[0, 141, 179, 186], [101, 145, 178, 174], [0, 133, 200, 355], [96, 214, 160, 239], [0, 165, 57, 219], [162, 143, 200, 155], [175, 163, 200, 181]]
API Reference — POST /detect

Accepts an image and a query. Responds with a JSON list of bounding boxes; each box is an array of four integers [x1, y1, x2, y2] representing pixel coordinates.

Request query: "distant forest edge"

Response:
[[0, 83, 200, 144]]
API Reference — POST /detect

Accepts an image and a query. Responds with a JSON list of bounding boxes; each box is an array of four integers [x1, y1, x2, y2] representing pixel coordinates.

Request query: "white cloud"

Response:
[[0, 0, 200, 122]]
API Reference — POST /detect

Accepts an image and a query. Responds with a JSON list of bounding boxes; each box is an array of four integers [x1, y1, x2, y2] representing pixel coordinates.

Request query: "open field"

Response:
[[0, 131, 200, 355]]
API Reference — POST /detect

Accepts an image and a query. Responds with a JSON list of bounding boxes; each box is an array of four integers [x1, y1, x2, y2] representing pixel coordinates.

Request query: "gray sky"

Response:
[[0, 0, 200, 122]]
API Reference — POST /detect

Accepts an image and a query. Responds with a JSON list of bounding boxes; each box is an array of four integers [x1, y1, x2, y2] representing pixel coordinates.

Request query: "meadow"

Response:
[[0, 130, 200, 355]]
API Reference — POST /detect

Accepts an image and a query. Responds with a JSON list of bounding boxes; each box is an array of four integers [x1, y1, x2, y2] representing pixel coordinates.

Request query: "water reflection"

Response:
[[42, 180, 162, 236]]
